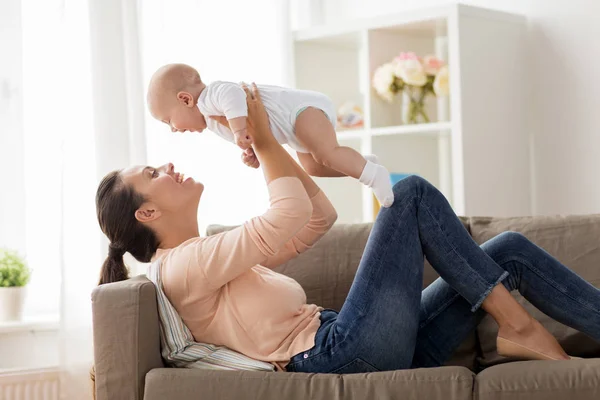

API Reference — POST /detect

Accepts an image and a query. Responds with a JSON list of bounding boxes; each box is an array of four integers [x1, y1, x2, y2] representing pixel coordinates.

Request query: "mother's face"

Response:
[[121, 163, 204, 221]]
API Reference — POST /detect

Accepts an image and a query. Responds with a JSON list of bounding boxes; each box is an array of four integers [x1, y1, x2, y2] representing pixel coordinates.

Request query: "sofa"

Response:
[[92, 215, 600, 400]]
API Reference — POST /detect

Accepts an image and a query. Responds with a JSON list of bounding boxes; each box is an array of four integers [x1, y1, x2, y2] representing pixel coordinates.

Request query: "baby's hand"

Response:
[[234, 129, 253, 150], [241, 147, 260, 169]]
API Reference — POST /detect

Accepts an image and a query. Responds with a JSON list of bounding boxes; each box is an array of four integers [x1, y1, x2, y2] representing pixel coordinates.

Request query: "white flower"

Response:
[[433, 66, 449, 96], [394, 58, 426, 87], [372, 63, 396, 102]]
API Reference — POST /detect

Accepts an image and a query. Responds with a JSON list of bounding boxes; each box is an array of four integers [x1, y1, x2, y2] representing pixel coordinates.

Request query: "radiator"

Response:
[[0, 368, 60, 400]]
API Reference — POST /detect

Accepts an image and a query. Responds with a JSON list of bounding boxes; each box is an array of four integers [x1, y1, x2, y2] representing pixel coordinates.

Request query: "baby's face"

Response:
[[167, 102, 207, 133], [151, 97, 207, 134]]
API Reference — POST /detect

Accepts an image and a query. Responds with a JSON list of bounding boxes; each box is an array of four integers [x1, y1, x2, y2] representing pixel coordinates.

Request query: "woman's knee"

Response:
[[392, 175, 430, 198], [496, 231, 529, 246], [483, 231, 532, 261]]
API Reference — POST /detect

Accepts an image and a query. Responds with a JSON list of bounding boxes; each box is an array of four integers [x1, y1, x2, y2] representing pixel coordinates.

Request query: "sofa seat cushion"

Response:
[[144, 366, 474, 400], [475, 358, 600, 400]]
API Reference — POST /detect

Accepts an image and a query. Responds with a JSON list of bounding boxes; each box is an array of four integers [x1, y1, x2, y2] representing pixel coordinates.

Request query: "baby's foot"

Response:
[[359, 160, 394, 207]]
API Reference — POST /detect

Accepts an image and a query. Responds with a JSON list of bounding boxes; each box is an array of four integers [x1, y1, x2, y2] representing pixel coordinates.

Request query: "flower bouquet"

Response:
[[372, 52, 449, 124]]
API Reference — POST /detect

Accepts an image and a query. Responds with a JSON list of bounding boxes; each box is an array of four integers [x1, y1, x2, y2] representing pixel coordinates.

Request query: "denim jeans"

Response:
[[285, 175, 600, 373]]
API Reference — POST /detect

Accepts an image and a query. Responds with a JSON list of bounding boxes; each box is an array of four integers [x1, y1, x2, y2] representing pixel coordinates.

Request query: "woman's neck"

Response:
[[155, 213, 201, 250]]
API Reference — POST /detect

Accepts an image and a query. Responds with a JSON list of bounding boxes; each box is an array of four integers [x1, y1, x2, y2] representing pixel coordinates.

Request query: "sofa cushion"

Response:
[[475, 358, 600, 400], [144, 366, 474, 400], [468, 215, 600, 368]]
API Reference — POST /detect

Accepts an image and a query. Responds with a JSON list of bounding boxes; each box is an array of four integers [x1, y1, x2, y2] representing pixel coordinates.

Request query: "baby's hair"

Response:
[[147, 63, 202, 106]]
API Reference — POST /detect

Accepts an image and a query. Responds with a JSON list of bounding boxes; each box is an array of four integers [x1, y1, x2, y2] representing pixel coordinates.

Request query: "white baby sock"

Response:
[[359, 160, 395, 207]]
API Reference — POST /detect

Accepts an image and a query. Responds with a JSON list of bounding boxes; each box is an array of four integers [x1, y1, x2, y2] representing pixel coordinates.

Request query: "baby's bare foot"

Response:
[[497, 318, 570, 360]]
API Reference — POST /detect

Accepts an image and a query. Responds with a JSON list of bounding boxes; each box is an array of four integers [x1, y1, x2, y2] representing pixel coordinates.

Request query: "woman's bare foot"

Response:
[[497, 317, 570, 360]]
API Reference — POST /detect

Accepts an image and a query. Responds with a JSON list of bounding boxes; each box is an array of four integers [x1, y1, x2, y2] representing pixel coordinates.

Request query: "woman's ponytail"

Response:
[[96, 170, 159, 285], [98, 243, 129, 285]]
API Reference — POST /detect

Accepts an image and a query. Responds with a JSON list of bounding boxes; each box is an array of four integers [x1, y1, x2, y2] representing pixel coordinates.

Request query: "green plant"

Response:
[[0, 248, 31, 287]]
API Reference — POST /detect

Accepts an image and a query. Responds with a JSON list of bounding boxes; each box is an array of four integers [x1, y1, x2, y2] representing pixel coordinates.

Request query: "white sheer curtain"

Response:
[[22, 0, 145, 398], [140, 0, 287, 236], [21, 0, 287, 398]]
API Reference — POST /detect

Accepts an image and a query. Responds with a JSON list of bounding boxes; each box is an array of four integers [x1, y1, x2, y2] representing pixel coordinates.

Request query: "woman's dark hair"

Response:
[[95, 170, 159, 285]]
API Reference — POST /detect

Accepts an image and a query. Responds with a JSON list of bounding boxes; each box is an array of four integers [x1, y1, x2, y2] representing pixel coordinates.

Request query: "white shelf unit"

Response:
[[289, 4, 531, 223]]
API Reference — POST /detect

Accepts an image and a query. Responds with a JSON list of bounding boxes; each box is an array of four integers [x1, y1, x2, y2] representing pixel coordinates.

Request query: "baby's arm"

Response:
[[213, 82, 252, 149], [228, 117, 252, 150]]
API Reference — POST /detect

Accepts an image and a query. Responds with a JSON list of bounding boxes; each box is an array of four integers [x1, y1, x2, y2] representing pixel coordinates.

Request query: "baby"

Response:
[[146, 63, 394, 207]]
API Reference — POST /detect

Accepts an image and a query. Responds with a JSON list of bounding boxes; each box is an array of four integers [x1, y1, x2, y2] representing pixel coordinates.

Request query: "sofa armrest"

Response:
[[92, 275, 163, 400]]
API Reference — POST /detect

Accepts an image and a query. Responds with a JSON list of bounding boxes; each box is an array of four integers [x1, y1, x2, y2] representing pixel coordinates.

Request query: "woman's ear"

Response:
[[177, 91, 195, 107], [135, 203, 162, 223]]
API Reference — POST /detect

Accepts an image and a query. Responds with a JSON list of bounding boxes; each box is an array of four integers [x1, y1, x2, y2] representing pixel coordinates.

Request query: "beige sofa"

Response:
[[92, 216, 600, 400]]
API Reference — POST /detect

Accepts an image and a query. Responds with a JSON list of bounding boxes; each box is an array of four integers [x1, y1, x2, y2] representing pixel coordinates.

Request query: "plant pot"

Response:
[[0, 286, 27, 322]]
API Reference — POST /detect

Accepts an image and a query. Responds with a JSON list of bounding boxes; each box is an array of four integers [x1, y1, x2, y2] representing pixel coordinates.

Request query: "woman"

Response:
[[96, 84, 599, 374]]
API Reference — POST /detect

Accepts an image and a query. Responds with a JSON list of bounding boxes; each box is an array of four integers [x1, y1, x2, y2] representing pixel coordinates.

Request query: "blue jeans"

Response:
[[285, 176, 600, 373]]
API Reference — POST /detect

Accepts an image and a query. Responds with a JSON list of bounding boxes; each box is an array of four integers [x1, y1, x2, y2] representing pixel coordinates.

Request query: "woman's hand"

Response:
[[213, 82, 294, 183], [241, 83, 275, 146]]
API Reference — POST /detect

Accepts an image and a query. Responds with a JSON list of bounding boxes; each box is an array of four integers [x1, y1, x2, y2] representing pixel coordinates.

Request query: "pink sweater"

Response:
[[153, 177, 337, 370]]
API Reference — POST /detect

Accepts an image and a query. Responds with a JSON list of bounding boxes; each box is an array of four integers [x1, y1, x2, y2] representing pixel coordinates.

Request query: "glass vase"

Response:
[[402, 88, 430, 125]]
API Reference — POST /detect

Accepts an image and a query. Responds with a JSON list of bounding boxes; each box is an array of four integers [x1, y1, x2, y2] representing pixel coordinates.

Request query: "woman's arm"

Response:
[[261, 151, 337, 268], [211, 84, 337, 269], [244, 83, 298, 183], [242, 146, 321, 197], [262, 190, 337, 269], [190, 84, 314, 289]]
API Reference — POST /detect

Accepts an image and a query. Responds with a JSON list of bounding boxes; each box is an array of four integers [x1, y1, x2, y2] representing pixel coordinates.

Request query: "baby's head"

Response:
[[147, 63, 207, 133]]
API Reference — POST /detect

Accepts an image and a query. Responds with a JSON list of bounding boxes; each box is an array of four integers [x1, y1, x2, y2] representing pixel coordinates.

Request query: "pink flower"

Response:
[[423, 55, 445, 75], [394, 52, 419, 62]]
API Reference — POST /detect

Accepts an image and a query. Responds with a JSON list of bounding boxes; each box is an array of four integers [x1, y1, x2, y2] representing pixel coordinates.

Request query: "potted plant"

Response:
[[0, 248, 31, 322]]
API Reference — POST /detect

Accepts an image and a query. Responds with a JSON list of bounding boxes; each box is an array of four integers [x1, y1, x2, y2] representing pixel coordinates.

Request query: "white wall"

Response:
[[314, 0, 600, 216]]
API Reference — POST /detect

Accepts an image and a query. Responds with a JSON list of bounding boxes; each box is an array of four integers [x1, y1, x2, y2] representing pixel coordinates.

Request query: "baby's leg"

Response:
[[297, 152, 345, 177], [297, 152, 381, 178], [296, 107, 365, 178], [296, 107, 394, 206]]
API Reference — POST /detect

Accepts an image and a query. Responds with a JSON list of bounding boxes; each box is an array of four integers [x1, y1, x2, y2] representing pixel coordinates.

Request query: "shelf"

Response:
[[336, 122, 451, 140], [293, 4, 531, 221], [0, 314, 59, 334], [293, 4, 524, 43], [293, 5, 452, 42], [336, 129, 367, 139], [371, 122, 451, 137]]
